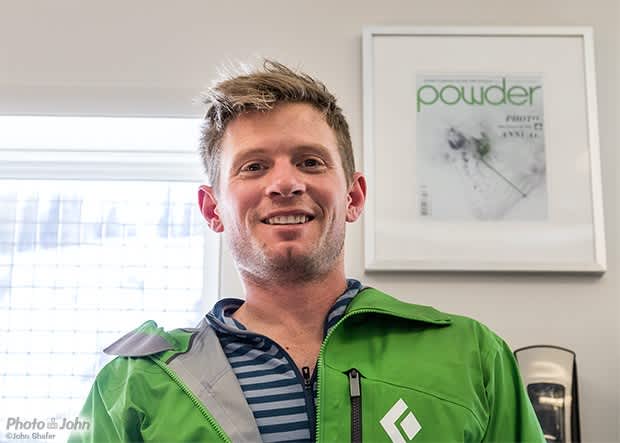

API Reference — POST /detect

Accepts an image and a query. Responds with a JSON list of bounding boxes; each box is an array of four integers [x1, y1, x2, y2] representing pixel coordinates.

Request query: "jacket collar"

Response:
[[104, 286, 452, 358], [348, 287, 453, 326]]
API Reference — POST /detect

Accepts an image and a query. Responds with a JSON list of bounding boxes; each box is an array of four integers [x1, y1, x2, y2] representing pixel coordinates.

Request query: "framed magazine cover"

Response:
[[362, 27, 606, 272]]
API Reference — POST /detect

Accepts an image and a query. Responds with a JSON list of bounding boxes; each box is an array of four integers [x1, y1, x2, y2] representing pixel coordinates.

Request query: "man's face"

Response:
[[198, 102, 366, 284]]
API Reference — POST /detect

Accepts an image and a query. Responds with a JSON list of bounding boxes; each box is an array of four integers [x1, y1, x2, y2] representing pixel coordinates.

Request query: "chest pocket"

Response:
[[318, 365, 486, 443], [358, 374, 486, 443]]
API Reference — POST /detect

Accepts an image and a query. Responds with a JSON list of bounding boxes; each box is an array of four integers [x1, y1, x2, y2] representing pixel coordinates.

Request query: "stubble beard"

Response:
[[227, 225, 345, 286]]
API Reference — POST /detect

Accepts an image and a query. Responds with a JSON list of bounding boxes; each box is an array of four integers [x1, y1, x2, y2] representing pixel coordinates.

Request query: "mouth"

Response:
[[262, 214, 315, 225]]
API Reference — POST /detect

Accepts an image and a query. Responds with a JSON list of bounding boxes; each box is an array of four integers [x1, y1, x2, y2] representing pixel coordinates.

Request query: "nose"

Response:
[[264, 162, 306, 198]]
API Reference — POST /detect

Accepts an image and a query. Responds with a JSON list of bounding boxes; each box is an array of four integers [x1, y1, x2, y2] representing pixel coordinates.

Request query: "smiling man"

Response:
[[71, 61, 545, 443]]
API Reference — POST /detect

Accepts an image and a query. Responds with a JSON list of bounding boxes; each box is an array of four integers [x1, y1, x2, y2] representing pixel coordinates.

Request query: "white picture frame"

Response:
[[362, 26, 606, 272]]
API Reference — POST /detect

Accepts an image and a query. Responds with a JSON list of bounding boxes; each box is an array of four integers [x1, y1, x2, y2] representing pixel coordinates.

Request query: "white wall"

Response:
[[2, 0, 618, 441]]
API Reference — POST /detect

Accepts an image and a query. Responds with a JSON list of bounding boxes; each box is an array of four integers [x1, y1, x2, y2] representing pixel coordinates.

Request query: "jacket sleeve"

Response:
[[482, 338, 546, 443], [68, 365, 143, 443]]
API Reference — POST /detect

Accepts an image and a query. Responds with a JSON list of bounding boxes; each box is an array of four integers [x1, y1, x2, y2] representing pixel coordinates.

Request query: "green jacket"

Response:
[[70, 288, 544, 442]]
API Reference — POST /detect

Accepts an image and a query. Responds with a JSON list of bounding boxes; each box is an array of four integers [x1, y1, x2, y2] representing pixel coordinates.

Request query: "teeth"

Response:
[[266, 215, 309, 225]]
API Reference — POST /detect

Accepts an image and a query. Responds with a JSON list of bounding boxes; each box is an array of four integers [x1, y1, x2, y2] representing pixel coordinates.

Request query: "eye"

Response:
[[299, 157, 325, 169], [241, 162, 265, 172]]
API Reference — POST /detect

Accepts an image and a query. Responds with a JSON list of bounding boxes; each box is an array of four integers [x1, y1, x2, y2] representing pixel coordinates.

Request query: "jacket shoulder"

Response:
[[358, 287, 506, 354], [443, 311, 507, 353], [104, 320, 201, 357]]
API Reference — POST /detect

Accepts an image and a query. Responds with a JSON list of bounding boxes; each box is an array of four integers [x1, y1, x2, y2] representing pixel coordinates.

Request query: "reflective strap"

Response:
[[167, 322, 261, 443], [104, 331, 173, 356]]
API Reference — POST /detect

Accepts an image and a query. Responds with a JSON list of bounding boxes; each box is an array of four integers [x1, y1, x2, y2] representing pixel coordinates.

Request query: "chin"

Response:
[[269, 248, 306, 264]]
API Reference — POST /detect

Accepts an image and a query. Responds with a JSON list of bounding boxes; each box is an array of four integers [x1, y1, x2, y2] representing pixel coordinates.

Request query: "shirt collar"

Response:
[[207, 279, 364, 338]]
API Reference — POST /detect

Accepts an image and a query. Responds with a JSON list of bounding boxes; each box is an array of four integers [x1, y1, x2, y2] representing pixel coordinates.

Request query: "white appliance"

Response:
[[514, 345, 580, 443]]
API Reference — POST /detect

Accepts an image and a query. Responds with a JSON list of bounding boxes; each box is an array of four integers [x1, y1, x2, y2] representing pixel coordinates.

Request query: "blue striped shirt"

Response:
[[207, 279, 363, 443]]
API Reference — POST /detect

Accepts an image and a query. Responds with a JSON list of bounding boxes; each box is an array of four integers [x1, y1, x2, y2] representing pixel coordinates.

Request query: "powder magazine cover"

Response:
[[415, 74, 548, 221]]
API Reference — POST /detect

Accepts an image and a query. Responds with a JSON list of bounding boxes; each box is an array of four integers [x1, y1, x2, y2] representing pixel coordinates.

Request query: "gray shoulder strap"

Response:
[[166, 320, 262, 443], [104, 329, 173, 356]]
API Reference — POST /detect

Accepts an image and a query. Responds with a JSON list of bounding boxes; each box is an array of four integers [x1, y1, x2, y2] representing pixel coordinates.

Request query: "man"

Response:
[[71, 60, 545, 442]]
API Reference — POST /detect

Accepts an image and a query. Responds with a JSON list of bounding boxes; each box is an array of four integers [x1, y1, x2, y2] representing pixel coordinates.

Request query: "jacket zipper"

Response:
[[348, 369, 362, 443], [315, 308, 383, 442], [302, 366, 312, 390], [150, 357, 232, 443], [301, 365, 319, 440]]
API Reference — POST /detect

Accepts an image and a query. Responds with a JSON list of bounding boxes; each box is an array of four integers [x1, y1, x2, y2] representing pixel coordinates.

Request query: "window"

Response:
[[0, 116, 219, 439]]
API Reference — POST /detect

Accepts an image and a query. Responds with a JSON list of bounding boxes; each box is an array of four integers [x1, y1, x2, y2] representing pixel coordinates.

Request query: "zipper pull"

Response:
[[302, 366, 312, 389], [348, 369, 362, 443], [348, 369, 360, 397]]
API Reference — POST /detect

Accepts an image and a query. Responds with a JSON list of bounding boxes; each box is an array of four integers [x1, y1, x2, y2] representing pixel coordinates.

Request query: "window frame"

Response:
[[0, 115, 223, 429]]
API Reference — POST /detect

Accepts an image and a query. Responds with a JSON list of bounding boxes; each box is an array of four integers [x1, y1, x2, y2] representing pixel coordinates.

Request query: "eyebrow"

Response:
[[230, 144, 334, 167]]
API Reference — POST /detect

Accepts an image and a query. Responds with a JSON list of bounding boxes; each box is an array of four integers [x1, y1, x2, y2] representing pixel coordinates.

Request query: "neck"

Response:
[[232, 264, 348, 371], [234, 265, 347, 337], [236, 272, 347, 333]]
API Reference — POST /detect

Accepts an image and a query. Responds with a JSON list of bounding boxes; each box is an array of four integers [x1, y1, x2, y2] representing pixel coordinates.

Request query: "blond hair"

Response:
[[199, 60, 354, 188]]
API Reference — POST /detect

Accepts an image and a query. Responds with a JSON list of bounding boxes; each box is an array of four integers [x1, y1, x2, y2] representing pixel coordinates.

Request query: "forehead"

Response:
[[220, 103, 339, 159]]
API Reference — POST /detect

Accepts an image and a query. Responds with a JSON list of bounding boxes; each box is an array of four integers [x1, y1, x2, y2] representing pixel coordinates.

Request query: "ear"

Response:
[[346, 172, 367, 223], [198, 185, 224, 233]]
